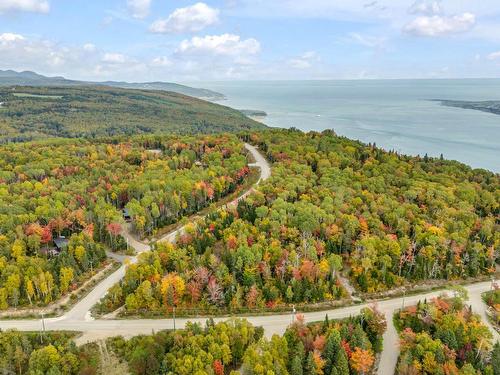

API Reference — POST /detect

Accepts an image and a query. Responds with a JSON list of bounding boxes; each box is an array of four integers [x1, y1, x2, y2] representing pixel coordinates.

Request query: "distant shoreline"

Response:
[[433, 99, 500, 116]]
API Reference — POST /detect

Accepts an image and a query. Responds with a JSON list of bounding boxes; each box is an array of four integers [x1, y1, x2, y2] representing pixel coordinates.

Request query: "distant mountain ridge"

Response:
[[0, 70, 225, 100]]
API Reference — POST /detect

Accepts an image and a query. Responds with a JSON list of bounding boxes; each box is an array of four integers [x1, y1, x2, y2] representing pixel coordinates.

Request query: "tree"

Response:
[[492, 342, 500, 375], [304, 352, 317, 375], [334, 348, 349, 375], [350, 347, 374, 374], [28, 344, 62, 375], [291, 355, 304, 375], [59, 267, 74, 294], [323, 330, 341, 374], [106, 222, 122, 250]]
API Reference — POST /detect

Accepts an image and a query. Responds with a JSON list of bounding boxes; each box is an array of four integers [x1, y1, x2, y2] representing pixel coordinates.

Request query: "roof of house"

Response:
[[53, 237, 69, 249]]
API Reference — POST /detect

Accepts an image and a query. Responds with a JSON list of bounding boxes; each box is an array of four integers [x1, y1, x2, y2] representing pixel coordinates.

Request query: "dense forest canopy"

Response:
[[0, 330, 100, 375], [395, 295, 499, 374], [0, 134, 253, 309], [0, 86, 265, 142], [246, 129, 499, 292], [97, 129, 499, 317]]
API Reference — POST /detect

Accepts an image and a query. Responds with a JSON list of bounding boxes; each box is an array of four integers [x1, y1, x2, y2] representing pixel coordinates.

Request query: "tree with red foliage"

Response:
[[213, 360, 224, 375]]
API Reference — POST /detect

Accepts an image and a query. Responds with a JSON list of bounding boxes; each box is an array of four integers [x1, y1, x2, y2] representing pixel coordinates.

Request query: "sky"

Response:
[[0, 0, 500, 81]]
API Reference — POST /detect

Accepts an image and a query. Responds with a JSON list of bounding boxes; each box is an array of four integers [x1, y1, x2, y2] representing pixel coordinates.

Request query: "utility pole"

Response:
[[173, 306, 176, 332], [402, 288, 406, 310], [40, 312, 46, 344]]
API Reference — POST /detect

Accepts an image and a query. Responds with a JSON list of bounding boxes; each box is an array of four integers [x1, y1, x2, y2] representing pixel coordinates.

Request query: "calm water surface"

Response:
[[193, 80, 500, 172]]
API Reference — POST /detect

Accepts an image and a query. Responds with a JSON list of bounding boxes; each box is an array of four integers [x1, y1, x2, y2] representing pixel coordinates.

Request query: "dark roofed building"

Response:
[[53, 237, 69, 251]]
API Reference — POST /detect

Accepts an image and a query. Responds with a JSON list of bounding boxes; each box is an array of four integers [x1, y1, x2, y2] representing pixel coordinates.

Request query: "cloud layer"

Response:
[[127, 0, 151, 19], [150, 2, 219, 34], [404, 13, 476, 37], [0, 0, 49, 13]]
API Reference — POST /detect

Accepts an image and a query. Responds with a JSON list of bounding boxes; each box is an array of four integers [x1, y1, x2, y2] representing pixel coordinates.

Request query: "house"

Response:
[[40, 248, 61, 257], [53, 237, 69, 251]]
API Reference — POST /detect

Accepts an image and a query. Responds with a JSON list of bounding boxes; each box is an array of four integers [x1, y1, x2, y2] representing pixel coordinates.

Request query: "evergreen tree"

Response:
[[334, 348, 350, 375], [304, 352, 316, 375], [290, 355, 304, 375], [323, 329, 341, 374], [492, 342, 500, 375]]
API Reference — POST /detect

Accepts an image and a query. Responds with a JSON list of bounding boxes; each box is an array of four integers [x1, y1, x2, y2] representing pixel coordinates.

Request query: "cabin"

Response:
[[54, 237, 69, 251], [123, 208, 131, 222], [39, 237, 68, 258]]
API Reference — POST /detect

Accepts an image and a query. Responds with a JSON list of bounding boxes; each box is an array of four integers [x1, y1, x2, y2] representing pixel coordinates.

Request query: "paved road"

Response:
[[66, 143, 271, 322], [0, 144, 497, 375]]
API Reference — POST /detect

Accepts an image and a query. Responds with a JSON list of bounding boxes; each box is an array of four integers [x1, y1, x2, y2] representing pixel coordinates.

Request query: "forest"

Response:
[[244, 129, 499, 293], [0, 86, 264, 142], [239, 307, 386, 375], [111, 307, 385, 375], [96, 128, 499, 316], [0, 134, 253, 309], [95, 206, 348, 315], [0, 330, 100, 374], [0, 306, 385, 375], [483, 288, 500, 328], [394, 294, 500, 374]]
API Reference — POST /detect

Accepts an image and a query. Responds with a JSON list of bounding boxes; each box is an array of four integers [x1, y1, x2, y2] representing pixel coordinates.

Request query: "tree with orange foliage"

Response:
[[349, 347, 374, 375]]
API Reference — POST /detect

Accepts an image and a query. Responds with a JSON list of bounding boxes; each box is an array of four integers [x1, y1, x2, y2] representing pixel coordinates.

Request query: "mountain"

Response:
[[0, 70, 225, 100], [0, 85, 266, 142]]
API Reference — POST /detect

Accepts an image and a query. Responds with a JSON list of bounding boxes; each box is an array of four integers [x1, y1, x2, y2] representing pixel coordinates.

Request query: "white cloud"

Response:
[[488, 51, 500, 60], [127, 0, 151, 19], [403, 12, 476, 37], [348, 32, 386, 49], [178, 33, 260, 57], [0, 33, 25, 44], [150, 2, 219, 34], [0, 0, 49, 13], [287, 51, 319, 69], [409, 0, 443, 16], [151, 56, 172, 67], [102, 53, 128, 64], [83, 43, 96, 52]]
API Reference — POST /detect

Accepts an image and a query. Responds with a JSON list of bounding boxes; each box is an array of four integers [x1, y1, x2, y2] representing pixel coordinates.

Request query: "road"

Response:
[[0, 143, 498, 375]]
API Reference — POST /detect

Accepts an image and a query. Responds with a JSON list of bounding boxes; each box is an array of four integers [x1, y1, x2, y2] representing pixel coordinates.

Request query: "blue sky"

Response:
[[1, 0, 500, 81]]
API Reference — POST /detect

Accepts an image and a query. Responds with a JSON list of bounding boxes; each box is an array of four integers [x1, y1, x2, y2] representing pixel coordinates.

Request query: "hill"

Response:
[[0, 70, 225, 100], [0, 85, 265, 141]]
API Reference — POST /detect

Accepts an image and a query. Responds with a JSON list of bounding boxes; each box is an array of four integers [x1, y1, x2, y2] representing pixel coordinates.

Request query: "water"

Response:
[[193, 80, 500, 172]]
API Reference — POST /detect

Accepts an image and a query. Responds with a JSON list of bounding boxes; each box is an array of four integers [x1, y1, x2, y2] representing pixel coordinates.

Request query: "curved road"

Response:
[[1, 143, 498, 375]]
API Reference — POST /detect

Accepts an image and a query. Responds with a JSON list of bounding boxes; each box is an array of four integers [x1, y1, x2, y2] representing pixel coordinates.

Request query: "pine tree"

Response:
[[492, 342, 500, 375], [289, 341, 305, 374], [323, 329, 341, 374], [304, 352, 316, 375], [334, 348, 350, 375], [290, 355, 304, 375]]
